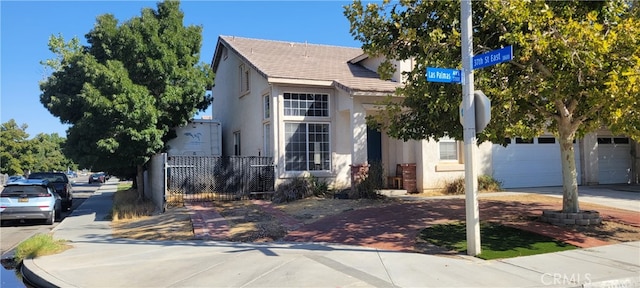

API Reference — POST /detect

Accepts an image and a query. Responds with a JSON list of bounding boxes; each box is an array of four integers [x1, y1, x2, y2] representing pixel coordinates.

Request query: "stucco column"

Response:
[[351, 104, 368, 165], [415, 140, 427, 193], [580, 133, 599, 185]]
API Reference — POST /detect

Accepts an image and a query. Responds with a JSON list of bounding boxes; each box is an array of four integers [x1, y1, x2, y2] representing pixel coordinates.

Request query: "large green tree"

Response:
[[0, 120, 32, 176], [345, 0, 640, 213], [0, 119, 76, 175], [28, 133, 76, 173], [40, 1, 215, 189]]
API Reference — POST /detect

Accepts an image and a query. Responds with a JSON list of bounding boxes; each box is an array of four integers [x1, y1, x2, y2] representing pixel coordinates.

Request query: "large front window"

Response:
[[285, 123, 330, 171], [284, 93, 329, 117]]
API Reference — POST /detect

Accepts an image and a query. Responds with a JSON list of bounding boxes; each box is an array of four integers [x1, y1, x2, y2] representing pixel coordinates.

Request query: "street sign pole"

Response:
[[461, 0, 481, 256]]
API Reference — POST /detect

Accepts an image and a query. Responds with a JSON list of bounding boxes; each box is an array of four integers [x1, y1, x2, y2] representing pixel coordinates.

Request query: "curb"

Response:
[[22, 259, 67, 288]]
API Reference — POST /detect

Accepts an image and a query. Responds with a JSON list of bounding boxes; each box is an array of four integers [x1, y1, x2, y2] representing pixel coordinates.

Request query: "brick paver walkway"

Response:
[[184, 202, 229, 240], [185, 195, 640, 252]]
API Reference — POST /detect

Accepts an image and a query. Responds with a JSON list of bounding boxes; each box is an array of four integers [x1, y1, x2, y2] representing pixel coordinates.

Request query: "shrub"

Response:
[[272, 177, 313, 203], [442, 175, 502, 195], [349, 161, 384, 199], [309, 176, 331, 197], [478, 175, 502, 192], [443, 178, 466, 195]]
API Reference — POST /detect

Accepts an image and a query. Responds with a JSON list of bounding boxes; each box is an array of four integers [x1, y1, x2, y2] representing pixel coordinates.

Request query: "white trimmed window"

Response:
[[283, 93, 329, 117], [439, 137, 459, 161], [263, 123, 271, 157], [263, 94, 270, 119], [240, 64, 249, 94], [283, 92, 331, 172], [284, 123, 330, 171]]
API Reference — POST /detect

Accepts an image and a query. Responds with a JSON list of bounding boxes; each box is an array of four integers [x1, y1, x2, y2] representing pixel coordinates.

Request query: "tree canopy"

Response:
[[40, 0, 214, 177], [0, 119, 76, 175], [0, 120, 31, 176], [345, 0, 639, 143], [345, 0, 639, 212]]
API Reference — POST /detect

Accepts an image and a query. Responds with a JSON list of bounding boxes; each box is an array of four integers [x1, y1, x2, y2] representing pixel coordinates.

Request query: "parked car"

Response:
[[7, 175, 25, 182], [88, 173, 106, 184], [27, 172, 73, 211], [0, 179, 62, 225]]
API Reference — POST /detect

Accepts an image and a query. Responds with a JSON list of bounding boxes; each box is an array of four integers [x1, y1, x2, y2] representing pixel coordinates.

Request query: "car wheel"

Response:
[[46, 210, 55, 225], [55, 206, 62, 221]]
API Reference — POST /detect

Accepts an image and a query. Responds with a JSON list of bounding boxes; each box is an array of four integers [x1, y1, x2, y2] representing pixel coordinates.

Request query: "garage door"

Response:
[[598, 136, 631, 184], [492, 137, 582, 188]]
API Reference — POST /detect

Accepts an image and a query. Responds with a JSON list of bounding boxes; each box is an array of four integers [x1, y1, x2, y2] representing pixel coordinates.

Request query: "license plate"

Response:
[[18, 198, 28, 203]]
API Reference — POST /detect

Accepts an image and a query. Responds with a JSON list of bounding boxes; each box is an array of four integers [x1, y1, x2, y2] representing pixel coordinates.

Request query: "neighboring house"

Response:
[[166, 118, 222, 157], [209, 35, 638, 191]]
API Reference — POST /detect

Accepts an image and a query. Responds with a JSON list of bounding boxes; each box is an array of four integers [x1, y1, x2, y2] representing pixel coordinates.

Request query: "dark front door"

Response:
[[367, 127, 382, 162]]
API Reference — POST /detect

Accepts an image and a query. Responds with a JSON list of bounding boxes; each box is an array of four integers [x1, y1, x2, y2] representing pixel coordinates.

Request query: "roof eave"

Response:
[[268, 77, 334, 87], [351, 90, 397, 97], [211, 37, 225, 73], [348, 53, 369, 64]]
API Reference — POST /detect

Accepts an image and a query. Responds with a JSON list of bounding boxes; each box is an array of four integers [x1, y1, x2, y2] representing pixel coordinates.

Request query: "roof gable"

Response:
[[211, 36, 401, 94]]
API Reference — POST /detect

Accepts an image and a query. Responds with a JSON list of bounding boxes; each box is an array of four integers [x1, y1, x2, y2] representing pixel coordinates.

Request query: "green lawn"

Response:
[[420, 222, 577, 260]]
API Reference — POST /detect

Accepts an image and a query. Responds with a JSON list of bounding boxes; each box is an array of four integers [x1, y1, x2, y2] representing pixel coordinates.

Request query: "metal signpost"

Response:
[[425, 0, 513, 256], [460, 0, 480, 256]]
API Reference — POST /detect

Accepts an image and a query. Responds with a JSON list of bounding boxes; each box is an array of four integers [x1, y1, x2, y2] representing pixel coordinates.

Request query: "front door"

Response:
[[367, 127, 382, 162]]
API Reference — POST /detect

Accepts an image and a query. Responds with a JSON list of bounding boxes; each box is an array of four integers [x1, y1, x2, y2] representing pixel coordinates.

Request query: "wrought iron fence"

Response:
[[166, 156, 274, 202]]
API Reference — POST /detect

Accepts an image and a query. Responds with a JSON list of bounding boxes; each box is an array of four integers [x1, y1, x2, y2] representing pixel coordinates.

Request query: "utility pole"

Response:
[[461, 0, 481, 256]]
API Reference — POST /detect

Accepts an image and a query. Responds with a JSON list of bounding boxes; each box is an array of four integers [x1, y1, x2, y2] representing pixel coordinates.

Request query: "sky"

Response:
[[1, 0, 361, 137]]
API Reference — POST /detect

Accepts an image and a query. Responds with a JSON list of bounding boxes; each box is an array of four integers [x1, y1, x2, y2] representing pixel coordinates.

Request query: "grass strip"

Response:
[[420, 221, 577, 259], [14, 233, 71, 262]]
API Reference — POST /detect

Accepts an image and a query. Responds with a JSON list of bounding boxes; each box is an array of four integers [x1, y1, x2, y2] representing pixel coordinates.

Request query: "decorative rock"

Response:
[[539, 210, 602, 226], [576, 219, 590, 225]]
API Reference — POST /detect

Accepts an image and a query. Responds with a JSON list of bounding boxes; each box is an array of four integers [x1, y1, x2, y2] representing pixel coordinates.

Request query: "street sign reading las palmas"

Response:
[[426, 67, 461, 83]]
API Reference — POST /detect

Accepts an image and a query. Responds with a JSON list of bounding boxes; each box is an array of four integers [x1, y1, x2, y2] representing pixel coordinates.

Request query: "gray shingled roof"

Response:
[[214, 36, 402, 94]]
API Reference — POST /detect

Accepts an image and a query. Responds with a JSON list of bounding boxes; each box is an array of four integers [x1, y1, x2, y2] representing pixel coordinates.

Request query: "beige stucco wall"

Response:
[[415, 139, 493, 191], [212, 47, 270, 158], [214, 47, 496, 192], [211, 47, 241, 156]]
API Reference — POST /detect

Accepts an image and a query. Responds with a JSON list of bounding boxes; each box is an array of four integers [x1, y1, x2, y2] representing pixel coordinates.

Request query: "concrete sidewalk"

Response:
[[22, 182, 640, 287]]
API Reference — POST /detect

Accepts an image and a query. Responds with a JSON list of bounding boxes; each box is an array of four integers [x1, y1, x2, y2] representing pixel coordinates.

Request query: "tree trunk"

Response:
[[559, 126, 580, 213], [136, 164, 144, 201]]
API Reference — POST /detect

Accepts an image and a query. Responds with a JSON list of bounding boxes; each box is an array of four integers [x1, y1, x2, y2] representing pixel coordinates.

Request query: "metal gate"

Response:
[[166, 156, 274, 202]]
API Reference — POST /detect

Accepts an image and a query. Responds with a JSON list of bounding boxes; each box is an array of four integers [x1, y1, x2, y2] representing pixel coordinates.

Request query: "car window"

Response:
[[28, 173, 68, 183], [1, 185, 49, 196]]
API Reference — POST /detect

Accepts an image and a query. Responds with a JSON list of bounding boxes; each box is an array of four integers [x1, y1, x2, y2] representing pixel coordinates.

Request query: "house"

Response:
[[209, 35, 639, 192]]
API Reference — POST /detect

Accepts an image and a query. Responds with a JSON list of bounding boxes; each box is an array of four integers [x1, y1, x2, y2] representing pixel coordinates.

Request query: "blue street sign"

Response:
[[472, 46, 513, 70], [426, 67, 461, 83]]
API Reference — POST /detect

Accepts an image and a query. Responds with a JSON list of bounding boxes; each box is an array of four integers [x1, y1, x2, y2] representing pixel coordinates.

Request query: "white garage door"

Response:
[[598, 136, 631, 184], [492, 137, 582, 188]]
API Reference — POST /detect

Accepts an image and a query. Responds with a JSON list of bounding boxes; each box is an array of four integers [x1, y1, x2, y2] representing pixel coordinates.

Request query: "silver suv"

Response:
[[0, 179, 62, 225]]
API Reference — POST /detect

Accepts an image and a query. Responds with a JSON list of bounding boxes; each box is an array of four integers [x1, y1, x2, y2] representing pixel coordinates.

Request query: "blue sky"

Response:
[[1, 0, 361, 137]]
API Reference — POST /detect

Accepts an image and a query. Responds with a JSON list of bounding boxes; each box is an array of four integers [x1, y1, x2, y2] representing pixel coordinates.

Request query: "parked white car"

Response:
[[0, 179, 62, 225]]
